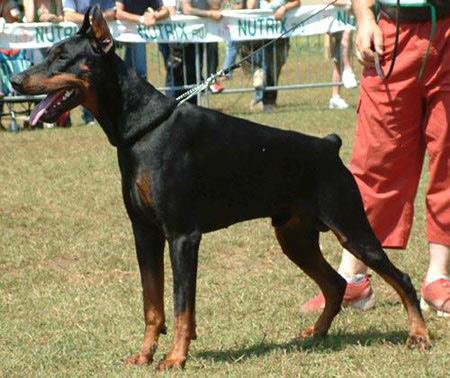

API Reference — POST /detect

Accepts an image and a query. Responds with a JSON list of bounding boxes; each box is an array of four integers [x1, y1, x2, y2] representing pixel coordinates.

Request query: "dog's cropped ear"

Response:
[[78, 6, 92, 35], [88, 5, 114, 54]]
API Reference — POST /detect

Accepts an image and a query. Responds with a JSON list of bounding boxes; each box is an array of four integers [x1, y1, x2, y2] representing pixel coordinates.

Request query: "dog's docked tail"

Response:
[[323, 133, 342, 155]]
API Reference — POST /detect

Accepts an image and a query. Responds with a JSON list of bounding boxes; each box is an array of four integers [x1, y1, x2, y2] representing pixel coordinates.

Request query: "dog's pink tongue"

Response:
[[29, 89, 65, 126]]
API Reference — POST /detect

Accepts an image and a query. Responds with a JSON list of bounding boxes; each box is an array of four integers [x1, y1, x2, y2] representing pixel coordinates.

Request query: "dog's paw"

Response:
[[299, 326, 316, 339], [125, 353, 153, 366], [156, 356, 186, 371], [406, 334, 431, 352]]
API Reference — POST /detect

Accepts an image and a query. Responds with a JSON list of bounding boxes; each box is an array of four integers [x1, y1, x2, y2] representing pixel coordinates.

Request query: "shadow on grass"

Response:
[[196, 329, 408, 363]]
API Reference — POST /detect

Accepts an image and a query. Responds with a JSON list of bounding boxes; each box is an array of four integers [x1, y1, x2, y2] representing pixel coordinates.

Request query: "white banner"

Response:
[[0, 6, 355, 49]]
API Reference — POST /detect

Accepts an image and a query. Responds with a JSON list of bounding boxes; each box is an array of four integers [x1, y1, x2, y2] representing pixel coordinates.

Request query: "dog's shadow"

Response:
[[195, 329, 407, 363]]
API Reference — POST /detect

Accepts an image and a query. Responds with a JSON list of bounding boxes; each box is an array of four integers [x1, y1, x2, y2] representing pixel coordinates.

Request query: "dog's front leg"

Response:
[[157, 231, 201, 371], [126, 223, 166, 366]]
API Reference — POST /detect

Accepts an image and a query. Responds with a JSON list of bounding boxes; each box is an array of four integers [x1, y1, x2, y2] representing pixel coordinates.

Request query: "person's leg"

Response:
[[184, 44, 198, 105], [425, 244, 450, 282], [251, 43, 265, 107], [338, 248, 368, 278], [81, 107, 94, 124], [158, 43, 176, 97], [330, 60, 341, 99], [124, 44, 147, 80], [328, 32, 350, 108], [303, 18, 428, 312], [262, 43, 274, 106], [124, 44, 133, 70], [341, 28, 358, 89], [223, 40, 238, 78], [132, 43, 148, 80], [263, 38, 289, 107], [341, 29, 352, 72], [206, 42, 218, 76], [419, 21, 450, 314]]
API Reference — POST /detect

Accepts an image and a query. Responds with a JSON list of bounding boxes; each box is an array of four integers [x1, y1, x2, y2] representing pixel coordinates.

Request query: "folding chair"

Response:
[[0, 49, 44, 132]]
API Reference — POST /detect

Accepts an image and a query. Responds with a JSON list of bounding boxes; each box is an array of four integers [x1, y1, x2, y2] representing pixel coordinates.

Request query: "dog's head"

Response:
[[10, 6, 113, 126]]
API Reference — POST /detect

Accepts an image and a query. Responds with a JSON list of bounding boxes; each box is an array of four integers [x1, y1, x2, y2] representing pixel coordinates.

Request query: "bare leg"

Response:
[[318, 164, 430, 350], [425, 243, 450, 282]]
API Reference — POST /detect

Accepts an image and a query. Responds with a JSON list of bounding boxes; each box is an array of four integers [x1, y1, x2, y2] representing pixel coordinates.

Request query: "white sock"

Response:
[[338, 272, 367, 284], [424, 274, 450, 285]]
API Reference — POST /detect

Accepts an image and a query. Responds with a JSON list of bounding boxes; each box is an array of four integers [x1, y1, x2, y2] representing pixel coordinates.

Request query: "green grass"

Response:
[[1, 85, 449, 377]]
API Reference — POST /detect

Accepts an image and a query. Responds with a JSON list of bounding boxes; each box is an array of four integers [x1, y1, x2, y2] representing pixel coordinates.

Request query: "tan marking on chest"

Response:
[[135, 174, 154, 207]]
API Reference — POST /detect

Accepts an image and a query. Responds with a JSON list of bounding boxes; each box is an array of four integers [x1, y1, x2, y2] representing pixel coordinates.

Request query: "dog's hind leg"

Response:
[[274, 214, 346, 338], [127, 222, 166, 366], [318, 165, 430, 350], [157, 231, 201, 371], [335, 229, 430, 350]]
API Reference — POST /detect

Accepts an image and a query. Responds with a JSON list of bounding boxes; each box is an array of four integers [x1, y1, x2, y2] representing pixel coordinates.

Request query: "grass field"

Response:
[[1, 84, 449, 377], [1, 8, 449, 374]]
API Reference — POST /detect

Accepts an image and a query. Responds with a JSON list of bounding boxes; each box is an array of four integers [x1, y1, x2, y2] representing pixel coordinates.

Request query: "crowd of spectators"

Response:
[[0, 0, 357, 125]]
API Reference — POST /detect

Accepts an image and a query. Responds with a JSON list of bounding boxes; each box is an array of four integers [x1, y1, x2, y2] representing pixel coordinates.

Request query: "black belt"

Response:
[[380, 4, 450, 22]]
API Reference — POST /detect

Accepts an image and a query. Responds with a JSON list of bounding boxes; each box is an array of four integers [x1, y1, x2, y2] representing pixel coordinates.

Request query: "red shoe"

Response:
[[209, 82, 224, 94], [301, 275, 375, 314], [420, 278, 450, 317]]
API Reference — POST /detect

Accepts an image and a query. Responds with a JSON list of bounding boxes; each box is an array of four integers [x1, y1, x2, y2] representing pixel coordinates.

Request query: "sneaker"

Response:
[[342, 68, 358, 89], [253, 68, 266, 90], [56, 111, 72, 128], [209, 82, 224, 94], [301, 274, 375, 313], [420, 277, 450, 317], [263, 104, 276, 114], [329, 95, 349, 110], [249, 99, 264, 113]]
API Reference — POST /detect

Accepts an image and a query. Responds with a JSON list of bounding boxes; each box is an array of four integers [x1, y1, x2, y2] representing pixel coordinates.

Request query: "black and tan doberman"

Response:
[[10, 6, 430, 371]]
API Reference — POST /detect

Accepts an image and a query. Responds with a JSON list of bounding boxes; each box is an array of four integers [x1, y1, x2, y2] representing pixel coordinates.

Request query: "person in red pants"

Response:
[[303, 0, 450, 317]]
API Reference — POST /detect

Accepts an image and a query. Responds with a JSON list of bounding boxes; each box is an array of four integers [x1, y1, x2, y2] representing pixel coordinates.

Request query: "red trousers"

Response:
[[350, 16, 450, 249]]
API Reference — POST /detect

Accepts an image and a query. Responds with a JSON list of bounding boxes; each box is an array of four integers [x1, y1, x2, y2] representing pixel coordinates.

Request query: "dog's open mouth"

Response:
[[29, 87, 82, 126]]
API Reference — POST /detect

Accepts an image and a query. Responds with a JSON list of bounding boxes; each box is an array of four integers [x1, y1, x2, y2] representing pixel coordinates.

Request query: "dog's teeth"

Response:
[[62, 90, 73, 101]]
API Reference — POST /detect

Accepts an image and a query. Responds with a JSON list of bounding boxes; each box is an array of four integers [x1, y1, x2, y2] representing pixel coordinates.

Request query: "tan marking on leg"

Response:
[[380, 273, 431, 351], [156, 310, 195, 371], [127, 267, 165, 366]]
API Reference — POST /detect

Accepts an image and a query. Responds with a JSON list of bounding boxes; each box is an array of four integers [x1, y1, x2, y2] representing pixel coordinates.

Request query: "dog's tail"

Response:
[[323, 133, 342, 155]]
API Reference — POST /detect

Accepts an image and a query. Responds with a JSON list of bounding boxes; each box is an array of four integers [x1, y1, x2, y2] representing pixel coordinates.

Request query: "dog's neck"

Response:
[[94, 53, 177, 147]]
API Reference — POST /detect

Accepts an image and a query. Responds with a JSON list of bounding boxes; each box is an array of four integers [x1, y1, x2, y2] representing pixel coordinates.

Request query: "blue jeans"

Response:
[[253, 39, 289, 105], [223, 40, 238, 79], [81, 108, 94, 124], [158, 43, 176, 98], [124, 43, 147, 80]]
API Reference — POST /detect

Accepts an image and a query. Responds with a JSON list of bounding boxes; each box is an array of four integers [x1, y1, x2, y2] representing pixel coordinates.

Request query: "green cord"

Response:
[[417, 3, 436, 80], [376, 1, 436, 81]]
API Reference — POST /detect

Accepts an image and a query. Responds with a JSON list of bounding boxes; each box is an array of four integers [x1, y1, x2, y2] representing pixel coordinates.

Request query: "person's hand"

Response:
[[48, 14, 63, 23], [208, 10, 223, 21], [324, 0, 352, 10], [323, 0, 347, 5], [143, 12, 156, 27], [355, 17, 384, 67], [274, 6, 286, 21]]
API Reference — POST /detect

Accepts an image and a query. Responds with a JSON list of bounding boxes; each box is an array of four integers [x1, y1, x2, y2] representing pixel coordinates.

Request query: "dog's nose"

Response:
[[10, 73, 25, 91]]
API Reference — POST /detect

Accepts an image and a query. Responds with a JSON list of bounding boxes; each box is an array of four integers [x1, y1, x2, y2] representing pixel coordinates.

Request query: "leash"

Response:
[[374, 0, 436, 81], [175, 0, 340, 105]]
